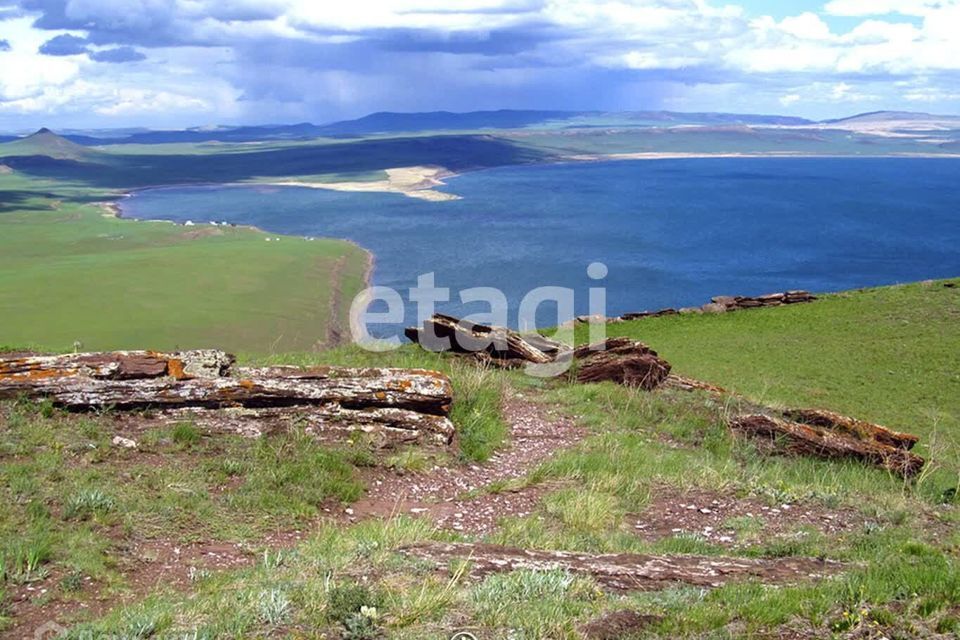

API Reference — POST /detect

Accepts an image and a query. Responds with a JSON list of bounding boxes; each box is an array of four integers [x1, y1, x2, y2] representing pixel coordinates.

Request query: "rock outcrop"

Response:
[[573, 338, 671, 390], [404, 313, 565, 368], [401, 542, 842, 592], [613, 290, 816, 323], [729, 413, 924, 478], [0, 350, 455, 449], [406, 315, 673, 390]]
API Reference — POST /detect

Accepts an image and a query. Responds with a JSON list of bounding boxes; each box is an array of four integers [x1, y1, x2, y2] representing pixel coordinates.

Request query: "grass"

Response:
[[0, 174, 369, 353], [1, 283, 958, 637], [578, 279, 960, 455]]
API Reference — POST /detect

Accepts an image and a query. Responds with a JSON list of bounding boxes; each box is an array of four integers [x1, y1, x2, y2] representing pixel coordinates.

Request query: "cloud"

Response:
[[822, 0, 945, 17], [2, 0, 960, 128], [38, 32, 87, 55], [38, 32, 146, 62], [779, 93, 801, 106], [88, 45, 145, 62], [93, 87, 210, 114]]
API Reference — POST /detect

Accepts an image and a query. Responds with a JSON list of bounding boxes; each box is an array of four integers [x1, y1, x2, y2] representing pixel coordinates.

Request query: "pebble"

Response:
[[112, 435, 138, 448]]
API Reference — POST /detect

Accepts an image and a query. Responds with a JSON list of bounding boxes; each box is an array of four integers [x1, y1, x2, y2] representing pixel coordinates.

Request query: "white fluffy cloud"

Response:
[[0, 18, 81, 102], [1, 0, 960, 126], [823, 0, 950, 17]]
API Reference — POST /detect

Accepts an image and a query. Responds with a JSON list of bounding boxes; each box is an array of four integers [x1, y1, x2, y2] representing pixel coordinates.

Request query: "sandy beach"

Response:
[[266, 165, 461, 202]]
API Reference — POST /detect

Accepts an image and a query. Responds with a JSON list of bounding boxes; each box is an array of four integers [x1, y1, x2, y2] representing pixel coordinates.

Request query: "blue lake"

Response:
[[121, 157, 960, 329]]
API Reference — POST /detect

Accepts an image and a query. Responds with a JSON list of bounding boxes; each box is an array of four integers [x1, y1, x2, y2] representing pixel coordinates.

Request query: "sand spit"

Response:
[[267, 165, 461, 202]]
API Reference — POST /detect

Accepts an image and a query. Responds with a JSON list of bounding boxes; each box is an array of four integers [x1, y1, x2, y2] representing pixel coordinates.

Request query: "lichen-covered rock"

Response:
[[573, 338, 672, 390], [401, 542, 842, 592], [0, 350, 234, 383], [405, 313, 568, 367], [730, 414, 924, 478]]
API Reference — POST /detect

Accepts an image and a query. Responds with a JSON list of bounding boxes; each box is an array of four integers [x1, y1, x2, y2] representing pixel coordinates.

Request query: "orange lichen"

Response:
[[3, 367, 78, 382], [166, 359, 186, 380]]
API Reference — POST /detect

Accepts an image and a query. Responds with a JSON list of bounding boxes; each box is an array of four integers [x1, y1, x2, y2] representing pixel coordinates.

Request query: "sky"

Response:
[[0, 0, 958, 131]]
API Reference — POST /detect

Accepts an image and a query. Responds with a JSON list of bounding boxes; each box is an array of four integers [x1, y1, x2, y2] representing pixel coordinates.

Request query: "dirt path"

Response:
[[346, 391, 585, 533], [1, 392, 583, 638]]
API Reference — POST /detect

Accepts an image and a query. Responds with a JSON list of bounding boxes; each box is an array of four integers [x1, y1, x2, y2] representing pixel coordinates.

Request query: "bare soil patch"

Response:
[[628, 486, 870, 547], [346, 392, 585, 533]]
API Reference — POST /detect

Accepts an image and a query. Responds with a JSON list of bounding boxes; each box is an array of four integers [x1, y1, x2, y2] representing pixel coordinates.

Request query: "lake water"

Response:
[[122, 157, 960, 330]]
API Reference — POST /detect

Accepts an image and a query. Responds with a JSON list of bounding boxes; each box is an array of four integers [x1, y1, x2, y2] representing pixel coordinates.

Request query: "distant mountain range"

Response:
[[2, 110, 959, 147]]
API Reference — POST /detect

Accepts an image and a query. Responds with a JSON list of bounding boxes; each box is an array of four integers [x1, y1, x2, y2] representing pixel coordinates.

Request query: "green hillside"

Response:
[[2, 282, 959, 638], [0, 173, 369, 353], [0, 129, 96, 161]]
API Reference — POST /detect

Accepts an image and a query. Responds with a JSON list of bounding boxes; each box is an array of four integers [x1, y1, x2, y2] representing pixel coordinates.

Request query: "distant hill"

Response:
[[0, 128, 96, 160], [823, 110, 960, 129], [4, 110, 958, 148], [314, 110, 579, 135], [313, 110, 814, 135]]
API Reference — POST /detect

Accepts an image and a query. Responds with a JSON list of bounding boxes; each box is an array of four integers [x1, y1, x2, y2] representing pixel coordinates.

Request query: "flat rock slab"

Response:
[[783, 407, 918, 451], [730, 414, 924, 478], [0, 350, 456, 450], [137, 405, 455, 448], [0, 350, 234, 382], [400, 542, 842, 592]]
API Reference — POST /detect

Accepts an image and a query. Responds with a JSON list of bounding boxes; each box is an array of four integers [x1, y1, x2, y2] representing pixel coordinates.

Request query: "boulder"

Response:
[[729, 414, 924, 478], [573, 338, 671, 390]]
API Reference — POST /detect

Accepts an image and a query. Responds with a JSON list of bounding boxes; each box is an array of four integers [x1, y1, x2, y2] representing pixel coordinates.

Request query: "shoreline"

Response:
[[563, 151, 960, 162], [261, 165, 462, 202]]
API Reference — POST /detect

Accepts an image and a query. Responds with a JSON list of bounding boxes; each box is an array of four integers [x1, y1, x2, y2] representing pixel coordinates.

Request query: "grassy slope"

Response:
[[585, 280, 960, 453], [0, 174, 369, 353], [3, 282, 958, 638]]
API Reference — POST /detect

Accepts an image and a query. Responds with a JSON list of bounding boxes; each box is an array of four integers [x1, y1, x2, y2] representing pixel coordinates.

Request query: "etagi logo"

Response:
[[349, 263, 610, 376]]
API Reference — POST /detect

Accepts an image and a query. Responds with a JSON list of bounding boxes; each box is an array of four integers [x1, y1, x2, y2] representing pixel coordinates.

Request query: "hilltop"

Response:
[[0, 127, 96, 161], [1, 279, 958, 637], [821, 110, 960, 131]]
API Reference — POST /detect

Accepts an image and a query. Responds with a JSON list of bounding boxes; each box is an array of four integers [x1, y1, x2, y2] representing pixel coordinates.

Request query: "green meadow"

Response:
[[2, 281, 958, 638], [0, 175, 369, 353], [579, 280, 960, 455]]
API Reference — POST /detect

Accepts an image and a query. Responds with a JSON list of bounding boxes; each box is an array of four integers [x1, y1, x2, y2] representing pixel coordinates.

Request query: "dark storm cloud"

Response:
[[37, 32, 146, 62], [38, 32, 87, 54], [17, 0, 319, 49], [373, 23, 561, 56], [89, 45, 146, 62]]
